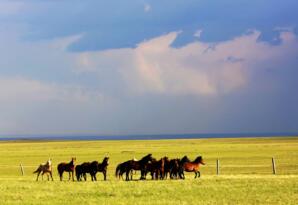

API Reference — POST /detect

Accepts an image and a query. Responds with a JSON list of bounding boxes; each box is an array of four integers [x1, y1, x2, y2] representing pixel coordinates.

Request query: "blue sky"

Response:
[[0, 0, 297, 135]]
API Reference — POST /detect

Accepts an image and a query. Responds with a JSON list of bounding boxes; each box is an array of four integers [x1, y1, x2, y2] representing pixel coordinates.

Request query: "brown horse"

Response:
[[180, 156, 205, 179], [57, 157, 76, 181], [33, 159, 53, 181]]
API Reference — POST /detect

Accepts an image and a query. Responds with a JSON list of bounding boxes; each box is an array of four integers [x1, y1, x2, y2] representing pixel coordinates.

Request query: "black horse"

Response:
[[117, 154, 153, 181], [168, 158, 180, 179], [115, 160, 134, 180], [75, 162, 91, 181], [92, 156, 109, 181], [77, 157, 109, 181]]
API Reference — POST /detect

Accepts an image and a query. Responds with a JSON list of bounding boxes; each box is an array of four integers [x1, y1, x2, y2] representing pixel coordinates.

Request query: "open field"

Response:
[[0, 137, 298, 204]]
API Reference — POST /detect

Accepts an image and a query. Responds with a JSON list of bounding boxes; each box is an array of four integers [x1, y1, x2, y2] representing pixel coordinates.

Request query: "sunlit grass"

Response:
[[0, 137, 297, 204]]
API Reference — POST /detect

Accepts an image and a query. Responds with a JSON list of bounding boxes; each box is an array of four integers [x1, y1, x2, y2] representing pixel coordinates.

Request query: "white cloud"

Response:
[[0, 25, 297, 134], [75, 30, 298, 96]]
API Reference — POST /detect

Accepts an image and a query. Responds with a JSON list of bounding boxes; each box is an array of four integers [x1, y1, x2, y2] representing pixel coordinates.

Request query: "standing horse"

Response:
[[33, 159, 53, 181], [57, 157, 76, 181], [77, 157, 109, 181], [145, 157, 166, 180], [115, 160, 134, 180], [89, 157, 109, 181], [124, 154, 153, 181], [168, 158, 180, 179], [75, 164, 84, 181], [178, 156, 191, 179], [179, 156, 205, 179]]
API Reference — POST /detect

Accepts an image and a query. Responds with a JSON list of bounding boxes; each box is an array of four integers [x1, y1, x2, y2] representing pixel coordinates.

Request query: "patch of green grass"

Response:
[[0, 137, 297, 204]]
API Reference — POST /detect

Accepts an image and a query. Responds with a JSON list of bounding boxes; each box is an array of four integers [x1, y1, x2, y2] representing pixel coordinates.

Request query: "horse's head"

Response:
[[71, 157, 76, 164], [47, 158, 52, 166], [103, 157, 109, 165], [141, 153, 153, 163], [195, 156, 205, 165]]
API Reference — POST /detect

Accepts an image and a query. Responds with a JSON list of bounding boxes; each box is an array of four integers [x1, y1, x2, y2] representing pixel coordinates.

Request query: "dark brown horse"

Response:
[[146, 157, 166, 180], [179, 156, 205, 179], [57, 157, 76, 181]]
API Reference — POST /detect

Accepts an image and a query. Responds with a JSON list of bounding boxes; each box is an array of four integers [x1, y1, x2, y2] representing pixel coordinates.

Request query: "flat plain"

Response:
[[0, 137, 297, 204]]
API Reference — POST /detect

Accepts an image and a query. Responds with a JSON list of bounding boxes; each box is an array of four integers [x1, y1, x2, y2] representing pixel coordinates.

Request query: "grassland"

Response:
[[0, 137, 297, 204]]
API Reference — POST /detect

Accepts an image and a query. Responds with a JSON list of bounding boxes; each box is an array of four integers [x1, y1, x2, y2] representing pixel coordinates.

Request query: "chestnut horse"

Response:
[[57, 157, 76, 181], [180, 156, 205, 179], [33, 158, 53, 181]]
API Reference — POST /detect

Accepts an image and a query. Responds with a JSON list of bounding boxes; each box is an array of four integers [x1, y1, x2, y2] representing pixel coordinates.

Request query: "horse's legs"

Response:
[[68, 172, 71, 181], [50, 171, 54, 181], [36, 171, 40, 181], [103, 171, 107, 181], [72, 171, 74, 181], [194, 172, 197, 179], [197, 171, 200, 178], [125, 169, 130, 181], [59, 171, 63, 181], [94, 173, 97, 181], [179, 170, 185, 179]]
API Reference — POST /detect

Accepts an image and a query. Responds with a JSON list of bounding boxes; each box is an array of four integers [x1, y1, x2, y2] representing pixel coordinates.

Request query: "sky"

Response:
[[0, 0, 297, 136]]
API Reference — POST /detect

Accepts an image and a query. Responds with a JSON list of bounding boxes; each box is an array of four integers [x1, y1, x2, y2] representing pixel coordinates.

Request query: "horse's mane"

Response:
[[140, 154, 152, 161]]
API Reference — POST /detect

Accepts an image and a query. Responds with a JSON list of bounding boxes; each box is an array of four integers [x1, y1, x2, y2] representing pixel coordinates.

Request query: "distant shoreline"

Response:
[[0, 133, 297, 141]]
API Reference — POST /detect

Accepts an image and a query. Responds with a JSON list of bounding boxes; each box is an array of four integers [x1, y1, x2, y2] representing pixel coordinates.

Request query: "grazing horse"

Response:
[[33, 159, 53, 181], [124, 154, 153, 181], [179, 156, 205, 179], [57, 157, 76, 181]]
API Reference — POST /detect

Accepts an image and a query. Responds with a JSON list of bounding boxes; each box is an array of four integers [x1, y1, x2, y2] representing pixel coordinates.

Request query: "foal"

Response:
[[33, 159, 53, 181]]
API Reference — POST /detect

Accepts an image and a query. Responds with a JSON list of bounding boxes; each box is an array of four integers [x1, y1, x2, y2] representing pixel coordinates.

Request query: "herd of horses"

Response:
[[33, 154, 205, 181]]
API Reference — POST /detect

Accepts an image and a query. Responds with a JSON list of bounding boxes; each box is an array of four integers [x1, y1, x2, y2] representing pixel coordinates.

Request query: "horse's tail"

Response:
[[33, 165, 41, 173], [115, 164, 120, 178]]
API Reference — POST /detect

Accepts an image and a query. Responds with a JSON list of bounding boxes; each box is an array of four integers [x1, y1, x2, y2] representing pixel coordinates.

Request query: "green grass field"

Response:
[[0, 137, 298, 204]]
